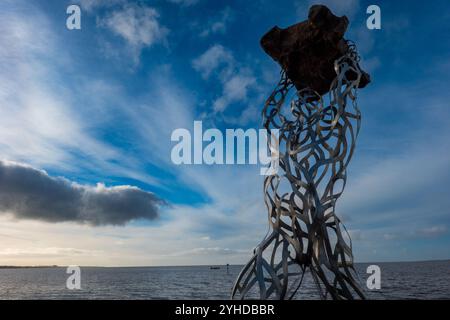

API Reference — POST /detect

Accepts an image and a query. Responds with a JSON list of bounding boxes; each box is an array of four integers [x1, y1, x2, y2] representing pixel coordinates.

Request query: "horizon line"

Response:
[[1, 258, 449, 269]]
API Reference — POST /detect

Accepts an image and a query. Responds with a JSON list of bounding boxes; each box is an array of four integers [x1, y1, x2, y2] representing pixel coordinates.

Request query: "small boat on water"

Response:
[[210, 266, 220, 270]]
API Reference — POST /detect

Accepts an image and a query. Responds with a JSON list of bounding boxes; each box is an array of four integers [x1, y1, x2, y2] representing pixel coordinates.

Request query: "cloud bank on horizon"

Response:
[[0, 0, 449, 266]]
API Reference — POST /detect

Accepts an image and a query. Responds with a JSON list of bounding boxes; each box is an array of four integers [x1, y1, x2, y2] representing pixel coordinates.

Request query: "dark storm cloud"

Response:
[[0, 160, 164, 226]]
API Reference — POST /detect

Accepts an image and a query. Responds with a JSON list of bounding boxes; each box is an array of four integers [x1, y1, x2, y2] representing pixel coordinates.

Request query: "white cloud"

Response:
[[0, 2, 161, 184], [0, 246, 101, 257], [79, 0, 125, 12], [125, 66, 196, 166], [213, 72, 256, 112], [416, 226, 448, 238], [200, 7, 233, 38], [167, 247, 247, 257], [192, 44, 234, 79], [99, 4, 169, 63], [221, 104, 259, 126], [192, 45, 257, 113]]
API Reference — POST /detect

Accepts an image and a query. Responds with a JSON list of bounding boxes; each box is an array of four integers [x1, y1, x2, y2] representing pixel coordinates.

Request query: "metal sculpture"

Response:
[[232, 5, 370, 300]]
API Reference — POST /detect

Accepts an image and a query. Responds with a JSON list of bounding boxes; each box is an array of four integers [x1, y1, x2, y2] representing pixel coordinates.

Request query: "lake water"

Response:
[[0, 260, 449, 299]]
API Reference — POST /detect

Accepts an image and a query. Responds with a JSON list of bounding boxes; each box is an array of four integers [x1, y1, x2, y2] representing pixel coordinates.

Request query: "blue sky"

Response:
[[0, 0, 449, 266]]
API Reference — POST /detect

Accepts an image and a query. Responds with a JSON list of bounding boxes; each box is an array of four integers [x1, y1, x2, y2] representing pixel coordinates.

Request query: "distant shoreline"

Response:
[[0, 259, 449, 269], [0, 265, 59, 269]]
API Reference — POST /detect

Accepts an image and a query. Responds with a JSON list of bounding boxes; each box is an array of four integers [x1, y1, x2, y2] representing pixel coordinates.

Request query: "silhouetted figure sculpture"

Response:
[[232, 5, 370, 300]]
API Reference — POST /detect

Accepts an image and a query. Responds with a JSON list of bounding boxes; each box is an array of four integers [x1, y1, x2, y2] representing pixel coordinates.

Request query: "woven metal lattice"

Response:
[[232, 42, 366, 300]]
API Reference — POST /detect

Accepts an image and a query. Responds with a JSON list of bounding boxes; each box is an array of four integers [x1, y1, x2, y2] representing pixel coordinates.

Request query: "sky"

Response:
[[0, 0, 449, 266]]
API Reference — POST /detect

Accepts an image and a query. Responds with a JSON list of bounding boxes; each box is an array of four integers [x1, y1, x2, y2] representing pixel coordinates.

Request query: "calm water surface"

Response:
[[0, 260, 449, 299]]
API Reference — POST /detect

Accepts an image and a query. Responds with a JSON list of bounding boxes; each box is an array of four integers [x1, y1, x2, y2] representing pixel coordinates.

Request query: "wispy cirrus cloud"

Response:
[[0, 1, 163, 187], [192, 44, 234, 79], [0, 3, 111, 167], [78, 0, 125, 12], [192, 44, 257, 113], [199, 7, 233, 38], [99, 4, 169, 63], [0, 246, 102, 258], [212, 71, 256, 112], [415, 225, 448, 238]]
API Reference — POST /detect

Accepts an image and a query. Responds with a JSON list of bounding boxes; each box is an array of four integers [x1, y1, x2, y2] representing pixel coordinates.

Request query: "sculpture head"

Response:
[[260, 5, 370, 95]]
